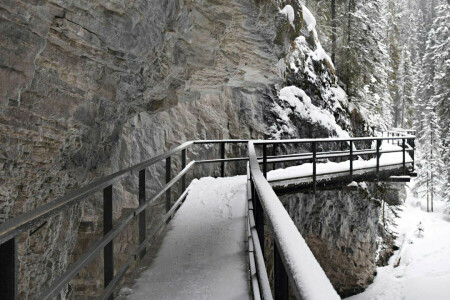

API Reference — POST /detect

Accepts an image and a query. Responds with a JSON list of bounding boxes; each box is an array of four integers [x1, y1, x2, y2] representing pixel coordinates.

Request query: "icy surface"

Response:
[[268, 142, 412, 182], [125, 176, 249, 300], [346, 189, 450, 300], [280, 5, 295, 29]]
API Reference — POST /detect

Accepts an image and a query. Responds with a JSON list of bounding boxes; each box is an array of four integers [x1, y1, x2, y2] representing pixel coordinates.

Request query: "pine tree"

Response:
[[338, 0, 392, 130], [387, 0, 403, 127], [399, 46, 415, 128], [413, 0, 448, 207], [430, 1, 450, 203]]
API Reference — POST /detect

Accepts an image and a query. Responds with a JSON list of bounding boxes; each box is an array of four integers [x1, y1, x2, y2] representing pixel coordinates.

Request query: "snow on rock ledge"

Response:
[[302, 4, 316, 32], [278, 86, 350, 138], [269, 84, 351, 140], [279, 5, 295, 29]]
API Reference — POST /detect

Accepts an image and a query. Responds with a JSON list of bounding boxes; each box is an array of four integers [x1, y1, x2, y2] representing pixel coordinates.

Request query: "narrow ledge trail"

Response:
[[120, 176, 250, 300]]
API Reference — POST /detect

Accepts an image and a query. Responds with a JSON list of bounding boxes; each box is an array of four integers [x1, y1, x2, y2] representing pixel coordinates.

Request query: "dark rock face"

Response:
[[276, 181, 405, 297], [280, 189, 380, 297]]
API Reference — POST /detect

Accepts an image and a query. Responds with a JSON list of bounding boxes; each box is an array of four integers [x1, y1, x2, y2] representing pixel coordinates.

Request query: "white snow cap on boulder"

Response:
[[280, 5, 295, 29]]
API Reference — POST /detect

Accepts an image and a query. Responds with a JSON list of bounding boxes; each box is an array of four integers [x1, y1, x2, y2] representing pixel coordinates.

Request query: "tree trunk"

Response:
[[331, 0, 337, 63]]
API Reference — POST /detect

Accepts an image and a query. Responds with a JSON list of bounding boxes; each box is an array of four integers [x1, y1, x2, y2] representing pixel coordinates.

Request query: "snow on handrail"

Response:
[[253, 135, 415, 144], [248, 141, 340, 300]]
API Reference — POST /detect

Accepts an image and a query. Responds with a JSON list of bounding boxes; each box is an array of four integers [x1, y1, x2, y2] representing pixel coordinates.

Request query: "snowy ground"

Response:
[[346, 186, 450, 300], [120, 176, 250, 300]]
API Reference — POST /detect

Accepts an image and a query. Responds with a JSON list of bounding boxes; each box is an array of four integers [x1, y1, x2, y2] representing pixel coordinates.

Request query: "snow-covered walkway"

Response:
[[268, 142, 412, 182], [346, 191, 450, 300], [121, 176, 250, 300]]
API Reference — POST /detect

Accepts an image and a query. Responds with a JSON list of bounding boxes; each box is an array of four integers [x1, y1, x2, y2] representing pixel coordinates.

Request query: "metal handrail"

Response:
[[247, 134, 416, 299], [248, 141, 340, 300], [252, 135, 415, 144], [0, 134, 416, 300], [0, 140, 249, 300]]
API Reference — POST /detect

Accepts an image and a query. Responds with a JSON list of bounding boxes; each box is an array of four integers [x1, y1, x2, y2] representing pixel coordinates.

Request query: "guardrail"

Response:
[[256, 135, 415, 192], [247, 134, 415, 300], [0, 133, 416, 300], [0, 140, 248, 300]]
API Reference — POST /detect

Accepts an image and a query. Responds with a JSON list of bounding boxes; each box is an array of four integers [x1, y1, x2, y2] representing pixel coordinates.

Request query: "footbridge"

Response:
[[0, 131, 416, 300]]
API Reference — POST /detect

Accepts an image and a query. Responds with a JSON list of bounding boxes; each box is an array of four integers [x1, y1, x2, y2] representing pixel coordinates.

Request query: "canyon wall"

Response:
[[0, 0, 398, 298]]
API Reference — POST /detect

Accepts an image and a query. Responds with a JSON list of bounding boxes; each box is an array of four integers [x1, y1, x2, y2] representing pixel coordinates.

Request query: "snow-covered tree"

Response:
[[413, 1, 448, 206]]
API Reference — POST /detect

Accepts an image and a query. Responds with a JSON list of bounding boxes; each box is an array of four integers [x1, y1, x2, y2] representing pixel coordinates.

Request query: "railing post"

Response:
[[350, 140, 353, 182], [181, 149, 187, 192], [166, 156, 172, 212], [376, 139, 381, 180], [312, 142, 317, 193], [263, 144, 267, 178], [411, 137, 415, 171], [272, 143, 277, 171], [138, 169, 146, 259], [274, 243, 288, 300], [402, 138, 406, 174], [0, 237, 17, 300], [253, 181, 264, 255], [221, 143, 225, 177], [103, 185, 114, 300]]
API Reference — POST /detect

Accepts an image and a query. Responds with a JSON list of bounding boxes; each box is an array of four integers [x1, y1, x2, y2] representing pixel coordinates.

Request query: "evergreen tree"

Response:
[[430, 1, 450, 203], [413, 0, 448, 206], [339, 0, 393, 130]]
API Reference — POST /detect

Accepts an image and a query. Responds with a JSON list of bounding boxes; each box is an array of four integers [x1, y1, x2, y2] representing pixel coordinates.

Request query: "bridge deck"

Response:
[[268, 143, 413, 193], [119, 176, 250, 300]]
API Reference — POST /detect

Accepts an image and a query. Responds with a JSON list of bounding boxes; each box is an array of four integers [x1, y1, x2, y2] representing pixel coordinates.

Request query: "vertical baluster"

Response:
[[376, 139, 381, 180], [411, 137, 415, 171], [272, 143, 277, 171], [263, 144, 267, 179], [166, 156, 171, 212], [0, 237, 17, 300], [402, 138, 406, 175], [274, 243, 288, 300], [138, 169, 146, 259], [253, 181, 264, 256], [312, 142, 317, 193], [181, 149, 187, 192], [103, 185, 114, 300], [350, 140, 353, 182], [221, 143, 225, 177]]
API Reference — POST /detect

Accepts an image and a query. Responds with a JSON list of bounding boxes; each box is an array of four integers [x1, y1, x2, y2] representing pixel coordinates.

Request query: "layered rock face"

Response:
[[0, 0, 288, 298], [0, 0, 398, 298]]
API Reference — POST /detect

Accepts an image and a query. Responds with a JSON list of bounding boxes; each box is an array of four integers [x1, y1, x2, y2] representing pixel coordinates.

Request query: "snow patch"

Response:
[[302, 5, 316, 32], [280, 5, 295, 29], [346, 191, 450, 299], [279, 86, 350, 138]]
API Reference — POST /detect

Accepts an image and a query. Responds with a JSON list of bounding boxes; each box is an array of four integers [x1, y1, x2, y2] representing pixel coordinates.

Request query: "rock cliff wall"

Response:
[[0, 0, 398, 298], [0, 0, 287, 298]]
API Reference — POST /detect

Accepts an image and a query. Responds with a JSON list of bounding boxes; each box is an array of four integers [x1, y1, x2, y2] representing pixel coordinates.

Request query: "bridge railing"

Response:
[[256, 135, 415, 190], [0, 134, 416, 300], [0, 140, 248, 300], [247, 134, 415, 300]]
